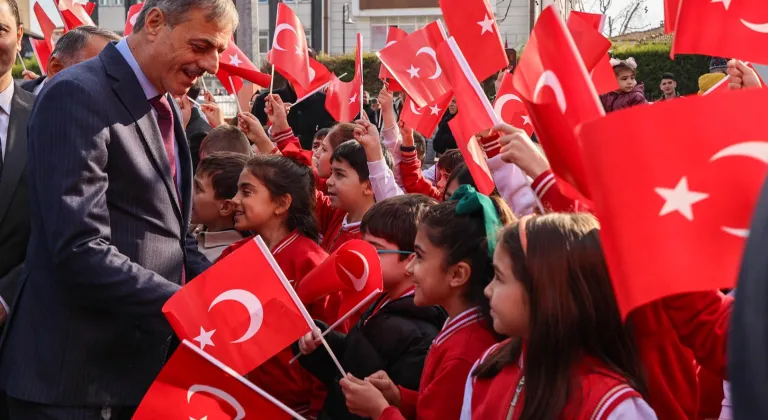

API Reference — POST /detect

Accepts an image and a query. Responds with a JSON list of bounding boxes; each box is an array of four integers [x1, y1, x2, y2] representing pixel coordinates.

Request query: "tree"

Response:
[[589, 0, 651, 37]]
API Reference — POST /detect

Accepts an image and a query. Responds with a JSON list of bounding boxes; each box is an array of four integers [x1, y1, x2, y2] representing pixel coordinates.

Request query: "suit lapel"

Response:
[[0, 84, 34, 224], [101, 43, 182, 222]]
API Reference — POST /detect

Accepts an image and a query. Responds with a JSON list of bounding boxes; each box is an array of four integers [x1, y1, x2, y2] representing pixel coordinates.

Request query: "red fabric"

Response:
[[439, 0, 508, 82], [399, 150, 441, 200], [493, 72, 534, 137], [293, 58, 333, 101], [448, 117, 495, 195], [267, 3, 312, 89], [530, 170, 591, 214], [162, 237, 312, 374], [567, 12, 618, 95], [123, 3, 144, 36], [469, 341, 642, 420], [579, 88, 768, 317], [326, 34, 363, 122], [219, 38, 272, 88], [387, 312, 497, 420], [566, 12, 612, 73], [379, 27, 409, 85], [697, 367, 725, 419], [54, 0, 95, 30], [134, 343, 293, 419], [377, 21, 451, 108], [513, 6, 603, 203], [217, 68, 244, 95], [401, 93, 452, 138], [32, 3, 56, 74], [664, 0, 681, 33], [29, 40, 50, 76], [673, 0, 768, 65]]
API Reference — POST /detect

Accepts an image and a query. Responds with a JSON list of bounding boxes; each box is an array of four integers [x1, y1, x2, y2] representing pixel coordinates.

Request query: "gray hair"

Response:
[[133, 0, 238, 33], [51, 26, 121, 66]]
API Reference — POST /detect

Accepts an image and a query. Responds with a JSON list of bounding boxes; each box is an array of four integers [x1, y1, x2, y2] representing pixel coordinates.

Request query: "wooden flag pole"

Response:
[[17, 52, 26, 73], [228, 76, 242, 114], [269, 65, 276, 96]]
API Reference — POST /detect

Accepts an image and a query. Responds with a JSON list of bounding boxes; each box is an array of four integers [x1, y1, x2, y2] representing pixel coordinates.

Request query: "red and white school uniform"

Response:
[[399, 149, 442, 200], [246, 231, 329, 419], [461, 340, 657, 420], [530, 169, 592, 214], [378, 307, 498, 420]]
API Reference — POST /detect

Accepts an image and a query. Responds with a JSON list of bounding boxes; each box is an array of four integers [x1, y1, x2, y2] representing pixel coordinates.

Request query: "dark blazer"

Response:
[[0, 43, 210, 406], [432, 111, 458, 154], [20, 76, 46, 94], [0, 83, 35, 313], [186, 106, 212, 171]]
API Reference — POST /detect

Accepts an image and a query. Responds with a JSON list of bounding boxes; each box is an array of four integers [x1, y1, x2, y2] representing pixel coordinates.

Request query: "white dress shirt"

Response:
[[32, 77, 47, 95], [0, 80, 14, 163]]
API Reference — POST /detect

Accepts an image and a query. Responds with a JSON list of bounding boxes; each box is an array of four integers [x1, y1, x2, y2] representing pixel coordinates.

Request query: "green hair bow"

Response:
[[451, 184, 502, 257]]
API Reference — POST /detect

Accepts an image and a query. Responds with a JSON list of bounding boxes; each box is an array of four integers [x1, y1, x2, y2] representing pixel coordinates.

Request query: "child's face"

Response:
[[443, 178, 461, 202], [312, 135, 324, 153], [436, 169, 450, 195], [191, 173, 233, 227], [616, 69, 637, 93], [314, 136, 333, 179], [363, 232, 414, 293], [232, 169, 282, 232], [406, 226, 453, 307], [485, 244, 529, 338], [326, 158, 371, 212]]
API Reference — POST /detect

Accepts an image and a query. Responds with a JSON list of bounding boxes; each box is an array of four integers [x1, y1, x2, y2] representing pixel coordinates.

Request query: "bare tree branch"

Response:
[[495, 0, 514, 23]]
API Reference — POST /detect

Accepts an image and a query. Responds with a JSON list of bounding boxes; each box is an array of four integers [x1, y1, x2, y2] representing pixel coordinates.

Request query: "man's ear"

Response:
[[47, 56, 64, 78], [142, 7, 167, 40]]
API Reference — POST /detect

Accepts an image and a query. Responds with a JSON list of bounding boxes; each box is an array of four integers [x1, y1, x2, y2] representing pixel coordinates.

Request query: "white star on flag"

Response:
[[478, 14, 495, 35], [655, 176, 709, 221], [349, 93, 357, 104], [522, 115, 531, 126], [295, 44, 304, 56], [407, 65, 421, 79], [712, 0, 731, 10], [429, 105, 441, 115], [228, 54, 242, 67], [193, 326, 216, 351]]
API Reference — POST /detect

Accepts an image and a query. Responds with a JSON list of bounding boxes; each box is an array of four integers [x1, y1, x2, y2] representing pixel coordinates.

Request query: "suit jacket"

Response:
[[186, 106, 212, 170], [0, 43, 210, 406], [0, 83, 35, 312], [20, 76, 46, 94]]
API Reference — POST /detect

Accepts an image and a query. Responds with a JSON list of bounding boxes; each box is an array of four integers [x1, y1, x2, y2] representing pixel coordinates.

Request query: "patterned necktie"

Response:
[[148, 95, 177, 186]]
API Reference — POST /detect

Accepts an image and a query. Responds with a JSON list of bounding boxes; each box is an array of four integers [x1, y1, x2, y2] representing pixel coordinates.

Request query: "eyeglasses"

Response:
[[376, 250, 414, 256]]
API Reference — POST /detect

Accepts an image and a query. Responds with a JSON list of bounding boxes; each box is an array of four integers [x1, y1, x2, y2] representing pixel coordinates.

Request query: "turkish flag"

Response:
[[449, 116, 495, 195], [440, 0, 509, 83], [298, 239, 383, 314], [378, 26, 408, 91], [568, 11, 618, 94], [513, 6, 603, 202], [216, 69, 244, 95], [162, 236, 313, 375], [436, 37, 500, 140], [494, 71, 534, 137], [267, 2, 312, 89], [377, 21, 451, 108], [325, 33, 363, 122], [580, 88, 768, 318], [124, 2, 144, 36], [219, 38, 272, 88], [400, 92, 452, 137], [134, 341, 295, 420], [673, 0, 768, 65], [54, 0, 95, 31], [289, 57, 332, 102], [664, 0, 681, 33], [31, 2, 56, 74]]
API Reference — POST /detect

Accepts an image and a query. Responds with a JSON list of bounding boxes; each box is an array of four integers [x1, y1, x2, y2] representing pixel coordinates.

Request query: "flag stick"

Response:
[[269, 65, 276, 96], [319, 335, 347, 377], [183, 341, 309, 420], [525, 176, 547, 215], [17, 52, 26, 73], [200, 74, 209, 93], [228, 76, 242, 114], [292, 72, 348, 107], [289, 289, 381, 365]]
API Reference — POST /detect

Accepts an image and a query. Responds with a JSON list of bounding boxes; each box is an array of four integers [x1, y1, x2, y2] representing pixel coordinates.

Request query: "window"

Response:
[[370, 25, 387, 50], [369, 17, 440, 50], [305, 29, 312, 47], [259, 30, 269, 55], [98, 0, 109, 5], [258, 0, 267, 3], [115, 0, 124, 5]]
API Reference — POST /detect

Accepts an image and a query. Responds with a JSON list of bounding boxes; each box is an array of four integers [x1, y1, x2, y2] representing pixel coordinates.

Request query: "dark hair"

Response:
[[244, 155, 319, 242], [661, 72, 676, 81], [437, 149, 465, 174], [331, 140, 370, 182], [314, 127, 331, 141], [133, 0, 238, 32], [362, 194, 438, 260], [443, 164, 506, 204], [188, 78, 205, 100], [196, 152, 248, 200], [420, 197, 515, 326], [200, 126, 252, 157], [413, 131, 427, 163], [1, 0, 20, 28], [474, 214, 647, 420], [613, 62, 636, 76], [327, 123, 357, 150], [51, 26, 121, 67]]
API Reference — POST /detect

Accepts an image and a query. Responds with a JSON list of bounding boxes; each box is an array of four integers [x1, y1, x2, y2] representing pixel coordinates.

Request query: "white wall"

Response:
[[98, 6, 126, 34]]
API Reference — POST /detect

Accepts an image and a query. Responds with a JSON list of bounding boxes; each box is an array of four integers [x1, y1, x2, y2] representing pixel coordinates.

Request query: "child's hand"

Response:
[[265, 94, 291, 133], [175, 95, 193, 129], [366, 370, 401, 407], [200, 102, 225, 128], [727, 59, 762, 90], [340, 374, 390, 419], [238, 112, 273, 152], [378, 87, 393, 110], [398, 119, 415, 148], [298, 327, 322, 356], [22, 70, 39, 80], [354, 120, 384, 162], [493, 123, 550, 179]]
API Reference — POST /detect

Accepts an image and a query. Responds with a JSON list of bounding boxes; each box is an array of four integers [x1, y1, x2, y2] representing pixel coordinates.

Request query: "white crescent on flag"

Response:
[[187, 384, 246, 420]]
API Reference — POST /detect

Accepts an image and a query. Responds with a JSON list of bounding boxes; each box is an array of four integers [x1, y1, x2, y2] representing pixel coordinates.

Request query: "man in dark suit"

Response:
[[0, 0, 236, 417], [21, 26, 120, 95]]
